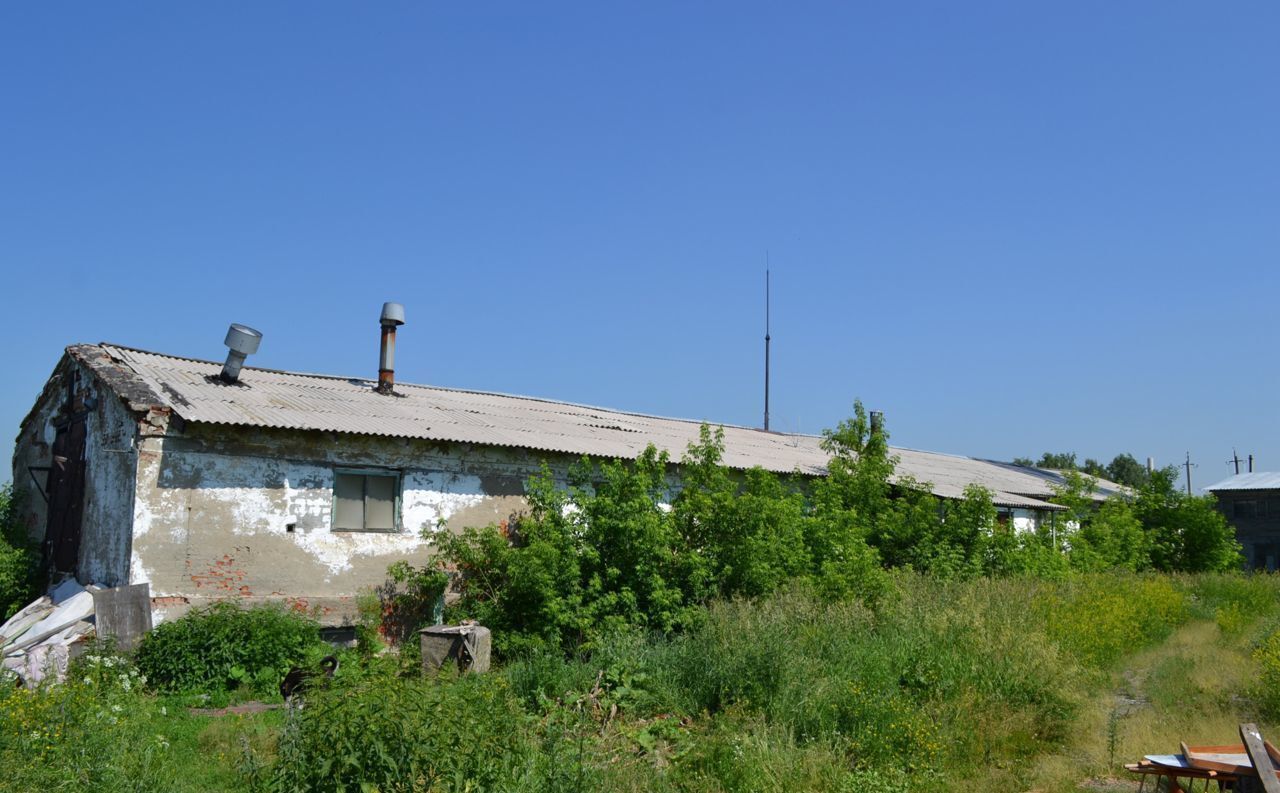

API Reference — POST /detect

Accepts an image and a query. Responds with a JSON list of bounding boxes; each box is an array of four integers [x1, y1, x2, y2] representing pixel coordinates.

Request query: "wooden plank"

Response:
[[1184, 741, 1248, 774], [1240, 724, 1280, 793]]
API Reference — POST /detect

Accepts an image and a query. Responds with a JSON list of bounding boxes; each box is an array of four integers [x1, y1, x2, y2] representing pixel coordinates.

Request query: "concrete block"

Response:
[[92, 583, 152, 652]]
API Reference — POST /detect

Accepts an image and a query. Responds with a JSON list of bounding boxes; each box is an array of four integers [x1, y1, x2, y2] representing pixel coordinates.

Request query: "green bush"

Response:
[[266, 669, 530, 792], [437, 412, 895, 657], [0, 485, 41, 620], [1137, 469, 1242, 572], [134, 602, 324, 694]]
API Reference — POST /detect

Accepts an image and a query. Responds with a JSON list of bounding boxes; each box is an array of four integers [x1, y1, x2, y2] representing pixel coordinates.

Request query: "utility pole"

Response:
[[1232, 449, 1242, 475], [763, 263, 771, 432], [1184, 452, 1196, 494]]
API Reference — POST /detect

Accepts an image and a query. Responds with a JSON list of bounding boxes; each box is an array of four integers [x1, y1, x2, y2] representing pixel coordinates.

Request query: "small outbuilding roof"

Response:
[[68, 344, 1124, 510], [1206, 472, 1280, 492]]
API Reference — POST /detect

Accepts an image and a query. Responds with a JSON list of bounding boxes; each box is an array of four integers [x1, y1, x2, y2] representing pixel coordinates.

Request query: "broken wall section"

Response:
[[10, 352, 143, 589]]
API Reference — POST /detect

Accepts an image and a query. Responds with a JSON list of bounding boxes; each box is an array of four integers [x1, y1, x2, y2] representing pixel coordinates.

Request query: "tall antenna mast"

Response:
[[764, 258, 771, 432]]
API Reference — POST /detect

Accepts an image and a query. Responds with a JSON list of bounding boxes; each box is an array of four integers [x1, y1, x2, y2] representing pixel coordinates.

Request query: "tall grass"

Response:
[[497, 573, 1204, 788], [10, 572, 1280, 792]]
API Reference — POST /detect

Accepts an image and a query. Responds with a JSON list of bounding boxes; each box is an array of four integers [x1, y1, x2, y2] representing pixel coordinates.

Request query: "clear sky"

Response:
[[2, 3, 1276, 490]]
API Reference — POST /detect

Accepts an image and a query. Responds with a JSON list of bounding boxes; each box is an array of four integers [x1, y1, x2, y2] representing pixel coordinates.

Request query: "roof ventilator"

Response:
[[220, 324, 262, 384], [377, 302, 405, 395]]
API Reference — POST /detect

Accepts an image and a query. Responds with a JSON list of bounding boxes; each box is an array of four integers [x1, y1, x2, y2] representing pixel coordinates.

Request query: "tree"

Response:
[[1013, 451, 1152, 489], [434, 464, 588, 655], [574, 446, 687, 635], [1081, 458, 1108, 478], [806, 401, 893, 602], [1036, 452, 1078, 470], [935, 484, 997, 579], [1105, 453, 1150, 489], [1135, 468, 1241, 573], [1070, 497, 1149, 572], [672, 425, 810, 600]]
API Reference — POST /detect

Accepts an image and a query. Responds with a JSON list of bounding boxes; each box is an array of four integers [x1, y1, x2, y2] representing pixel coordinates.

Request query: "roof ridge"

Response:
[[96, 343, 825, 439]]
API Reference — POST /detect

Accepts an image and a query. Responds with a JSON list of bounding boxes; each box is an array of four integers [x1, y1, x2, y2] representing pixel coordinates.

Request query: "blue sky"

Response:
[[2, 3, 1277, 489]]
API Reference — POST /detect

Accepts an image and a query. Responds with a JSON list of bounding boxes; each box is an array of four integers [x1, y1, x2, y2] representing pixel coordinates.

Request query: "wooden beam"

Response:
[[1240, 723, 1280, 793]]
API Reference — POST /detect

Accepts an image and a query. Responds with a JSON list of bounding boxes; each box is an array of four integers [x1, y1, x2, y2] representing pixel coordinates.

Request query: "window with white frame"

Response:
[[332, 469, 400, 531]]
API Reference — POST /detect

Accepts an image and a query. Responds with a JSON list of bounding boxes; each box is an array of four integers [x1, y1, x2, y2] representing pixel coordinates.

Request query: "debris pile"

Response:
[[1, 580, 97, 686], [1127, 724, 1280, 792]]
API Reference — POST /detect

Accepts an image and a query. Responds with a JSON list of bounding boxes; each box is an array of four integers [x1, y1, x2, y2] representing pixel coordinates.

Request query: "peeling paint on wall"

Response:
[[77, 378, 139, 586], [118, 426, 582, 624]]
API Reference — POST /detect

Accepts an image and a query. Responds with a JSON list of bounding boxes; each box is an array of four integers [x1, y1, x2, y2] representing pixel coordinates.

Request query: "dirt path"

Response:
[[1018, 619, 1269, 792]]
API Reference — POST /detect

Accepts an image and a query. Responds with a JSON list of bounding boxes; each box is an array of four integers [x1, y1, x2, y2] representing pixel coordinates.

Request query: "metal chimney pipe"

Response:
[[220, 324, 262, 384], [1249, 454, 1255, 473], [377, 302, 405, 394], [869, 410, 884, 437]]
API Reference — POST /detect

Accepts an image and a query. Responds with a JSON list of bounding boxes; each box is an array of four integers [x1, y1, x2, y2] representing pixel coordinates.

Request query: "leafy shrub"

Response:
[[438, 414, 894, 656], [134, 602, 323, 694], [267, 669, 529, 792], [673, 426, 812, 599], [0, 485, 41, 620], [1137, 470, 1242, 572]]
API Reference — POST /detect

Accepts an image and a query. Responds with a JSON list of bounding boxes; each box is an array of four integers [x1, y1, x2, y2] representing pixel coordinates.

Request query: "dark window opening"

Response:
[[1235, 500, 1260, 519]]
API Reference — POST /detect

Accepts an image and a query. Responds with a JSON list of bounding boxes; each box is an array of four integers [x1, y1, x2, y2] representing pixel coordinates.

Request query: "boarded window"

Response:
[[333, 471, 400, 531]]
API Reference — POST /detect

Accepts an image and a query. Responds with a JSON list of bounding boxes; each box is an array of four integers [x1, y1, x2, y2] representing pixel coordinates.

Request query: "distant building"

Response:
[[12, 333, 1122, 626], [1206, 472, 1280, 570]]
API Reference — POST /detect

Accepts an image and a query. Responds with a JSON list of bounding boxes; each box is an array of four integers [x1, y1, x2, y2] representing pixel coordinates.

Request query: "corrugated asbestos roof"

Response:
[[84, 344, 1124, 510], [1206, 472, 1280, 492]]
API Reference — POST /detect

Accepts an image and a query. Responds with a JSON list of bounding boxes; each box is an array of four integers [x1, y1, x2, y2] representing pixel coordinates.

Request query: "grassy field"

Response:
[[4, 572, 1278, 792], [1027, 598, 1280, 791]]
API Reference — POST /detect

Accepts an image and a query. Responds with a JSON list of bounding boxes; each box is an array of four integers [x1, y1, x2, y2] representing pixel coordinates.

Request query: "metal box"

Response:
[[419, 623, 491, 674]]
